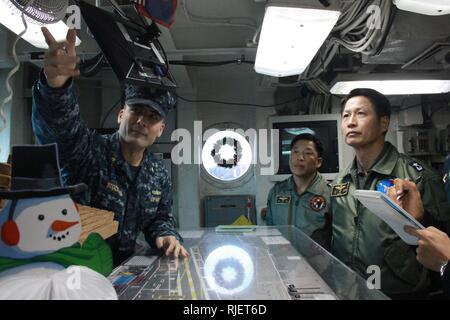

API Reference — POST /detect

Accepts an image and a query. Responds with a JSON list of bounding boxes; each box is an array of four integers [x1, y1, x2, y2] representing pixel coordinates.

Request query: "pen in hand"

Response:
[[397, 190, 408, 201], [396, 176, 422, 201]]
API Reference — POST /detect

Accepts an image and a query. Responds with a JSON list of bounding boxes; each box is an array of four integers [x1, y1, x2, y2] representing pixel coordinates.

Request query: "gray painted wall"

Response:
[[0, 25, 448, 230], [1, 59, 447, 230]]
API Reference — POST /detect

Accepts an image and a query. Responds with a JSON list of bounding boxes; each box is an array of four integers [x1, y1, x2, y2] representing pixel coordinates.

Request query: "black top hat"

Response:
[[0, 144, 87, 199]]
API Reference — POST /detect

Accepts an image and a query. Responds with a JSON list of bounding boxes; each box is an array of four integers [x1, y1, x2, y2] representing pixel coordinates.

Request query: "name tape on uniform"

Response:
[[276, 195, 291, 204], [331, 182, 350, 197]]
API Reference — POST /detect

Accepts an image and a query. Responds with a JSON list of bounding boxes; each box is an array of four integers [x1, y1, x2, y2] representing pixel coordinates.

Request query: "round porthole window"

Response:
[[201, 130, 252, 182]]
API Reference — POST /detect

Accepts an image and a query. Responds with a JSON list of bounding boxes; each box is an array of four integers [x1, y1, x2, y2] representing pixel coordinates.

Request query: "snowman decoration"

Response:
[[0, 144, 117, 299]]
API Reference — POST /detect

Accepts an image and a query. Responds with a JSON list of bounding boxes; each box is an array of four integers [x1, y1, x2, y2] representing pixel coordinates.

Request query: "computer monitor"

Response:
[[269, 114, 346, 181], [79, 1, 176, 89]]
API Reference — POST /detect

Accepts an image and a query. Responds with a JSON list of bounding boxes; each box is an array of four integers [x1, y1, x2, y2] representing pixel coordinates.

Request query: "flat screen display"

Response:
[[273, 120, 339, 175]]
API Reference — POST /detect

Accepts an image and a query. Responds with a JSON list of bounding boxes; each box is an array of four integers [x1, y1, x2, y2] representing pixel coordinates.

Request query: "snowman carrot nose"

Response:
[[51, 220, 79, 232]]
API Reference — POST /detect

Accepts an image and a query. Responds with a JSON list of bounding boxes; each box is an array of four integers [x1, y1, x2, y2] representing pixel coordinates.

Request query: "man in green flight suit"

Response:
[[266, 133, 331, 248], [331, 88, 450, 299]]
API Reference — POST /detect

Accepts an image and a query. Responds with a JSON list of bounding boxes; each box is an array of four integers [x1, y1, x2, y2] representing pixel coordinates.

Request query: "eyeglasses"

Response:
[[290, 149, 318, 159]]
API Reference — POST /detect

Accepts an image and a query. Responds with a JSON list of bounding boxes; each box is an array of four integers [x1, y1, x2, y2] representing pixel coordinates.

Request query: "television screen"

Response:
[[79, 1, 176, 89], [272, 120, 340, 175]]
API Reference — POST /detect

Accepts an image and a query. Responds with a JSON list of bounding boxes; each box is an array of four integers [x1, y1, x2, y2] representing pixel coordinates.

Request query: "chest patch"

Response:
[[276, 195, 291, 204], [310, 196, 327, 211], [148, 190, 162, 203], [331, 182, 350, 197], [149, 197, 161, 203], [106, 182, 123, 197], [151, 189, 162, 196], [376, 179, 394, 194]]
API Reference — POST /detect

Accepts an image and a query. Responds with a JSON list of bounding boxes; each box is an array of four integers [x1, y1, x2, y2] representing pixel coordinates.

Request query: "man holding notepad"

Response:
[[405, 226, 450, 298], [330, 88, 450, 299]]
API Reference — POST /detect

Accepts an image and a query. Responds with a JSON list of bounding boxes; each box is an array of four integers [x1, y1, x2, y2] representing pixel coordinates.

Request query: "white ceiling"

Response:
[[2, 0, 450, 96]]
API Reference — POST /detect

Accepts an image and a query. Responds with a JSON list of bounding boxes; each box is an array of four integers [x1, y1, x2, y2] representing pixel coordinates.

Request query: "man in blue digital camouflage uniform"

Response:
[[31, 27, 188, 266]]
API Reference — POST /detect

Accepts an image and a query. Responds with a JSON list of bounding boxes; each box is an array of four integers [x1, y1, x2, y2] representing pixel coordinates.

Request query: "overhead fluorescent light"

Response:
[[255, 5, 340, 77], [330, 73, 450, 95], [0, 0, 81, 49], [393, 0, 450, 16]]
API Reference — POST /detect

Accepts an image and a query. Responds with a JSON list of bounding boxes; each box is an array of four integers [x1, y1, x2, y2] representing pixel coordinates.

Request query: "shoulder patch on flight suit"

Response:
[[310, 195, 327, 211], [331, 182, 350, 197], [409, 161, 424, 172], [276, 195, 291, 204]]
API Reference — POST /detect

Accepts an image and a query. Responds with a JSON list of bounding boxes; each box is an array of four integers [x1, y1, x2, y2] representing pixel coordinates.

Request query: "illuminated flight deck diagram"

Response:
[[108, 228, 348, 300]]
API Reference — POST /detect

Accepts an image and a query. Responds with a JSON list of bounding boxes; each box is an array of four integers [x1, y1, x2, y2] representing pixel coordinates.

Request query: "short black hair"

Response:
[[290, 133, 323, 158], [341, 88, 391, 118]]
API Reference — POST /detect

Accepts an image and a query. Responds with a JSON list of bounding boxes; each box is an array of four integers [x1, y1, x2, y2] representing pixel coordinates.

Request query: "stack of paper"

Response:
[[77, 204, 119, 243], [215, 225, 256, 233]]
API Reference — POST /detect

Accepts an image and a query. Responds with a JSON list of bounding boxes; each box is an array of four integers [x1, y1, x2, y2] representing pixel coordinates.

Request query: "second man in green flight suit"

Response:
[[331, 88, 450, 299], [266, 133, 331, 248]]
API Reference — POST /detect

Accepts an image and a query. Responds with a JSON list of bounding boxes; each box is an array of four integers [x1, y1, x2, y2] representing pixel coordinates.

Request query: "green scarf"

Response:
[[0, 233, 112, 277]]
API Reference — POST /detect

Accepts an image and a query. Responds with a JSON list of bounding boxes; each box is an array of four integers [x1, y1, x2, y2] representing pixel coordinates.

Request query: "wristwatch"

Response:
[[440, 260, 449, 277]]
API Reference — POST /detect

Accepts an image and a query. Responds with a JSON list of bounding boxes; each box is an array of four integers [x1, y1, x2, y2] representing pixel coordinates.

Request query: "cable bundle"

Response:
[[304, 0, 396, 81], [332, 0, 394, 55]]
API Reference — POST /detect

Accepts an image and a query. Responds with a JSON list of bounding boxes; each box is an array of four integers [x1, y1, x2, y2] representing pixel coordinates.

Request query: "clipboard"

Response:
[[354, 190, 424, 245]]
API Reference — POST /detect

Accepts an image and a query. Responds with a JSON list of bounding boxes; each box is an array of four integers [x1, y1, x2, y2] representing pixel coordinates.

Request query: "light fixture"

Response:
[[254, 0, 340, 77], [0, 0, 81, 49], [8, 0, 68, 24], [393, 0, 450, 16], [204, 245, 254, 295], [330, 73, 450, 95]]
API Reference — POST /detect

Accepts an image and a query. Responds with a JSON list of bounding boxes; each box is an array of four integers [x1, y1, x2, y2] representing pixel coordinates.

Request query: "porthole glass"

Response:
[[201, 130, 252, 182]]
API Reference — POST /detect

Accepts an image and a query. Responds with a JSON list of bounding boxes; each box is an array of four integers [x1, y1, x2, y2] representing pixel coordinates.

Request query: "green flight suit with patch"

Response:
[[266, 173, 331, 248], [331, 142, 450, 298]]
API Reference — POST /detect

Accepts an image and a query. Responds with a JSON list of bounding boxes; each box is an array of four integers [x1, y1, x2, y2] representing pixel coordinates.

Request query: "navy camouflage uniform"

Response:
[[32, 72, 181, 265]]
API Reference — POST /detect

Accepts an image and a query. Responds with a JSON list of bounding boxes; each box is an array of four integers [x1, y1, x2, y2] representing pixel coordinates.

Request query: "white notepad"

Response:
[[354, 190, 424, 245]]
